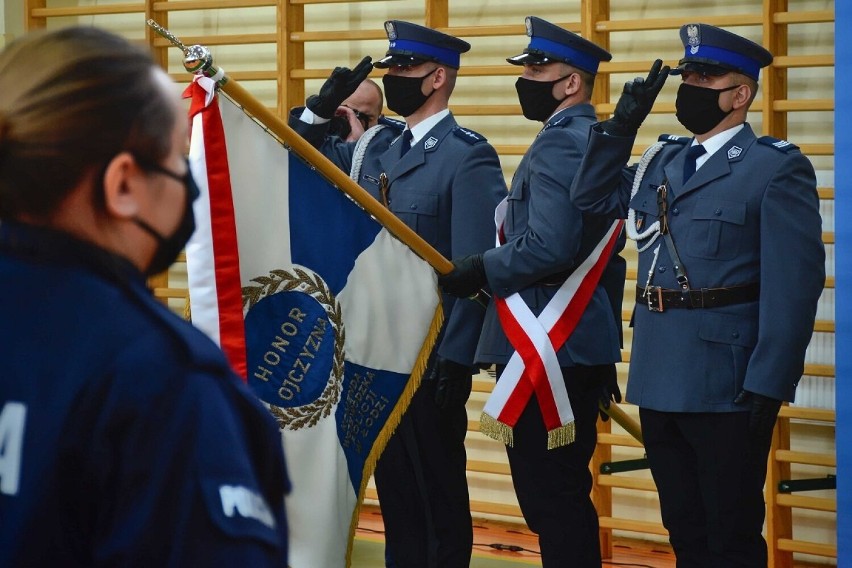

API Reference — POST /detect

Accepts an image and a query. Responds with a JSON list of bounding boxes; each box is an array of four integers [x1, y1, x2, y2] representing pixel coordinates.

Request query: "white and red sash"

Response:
[[480, 199, 623, 449]]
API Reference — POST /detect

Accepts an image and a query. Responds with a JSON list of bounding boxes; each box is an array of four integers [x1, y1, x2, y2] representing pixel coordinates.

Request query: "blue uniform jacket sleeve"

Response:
[[483, 128, 586, 296], [288, 107, 355, 174], [745, 151, 825, 401], [570, 124, 636, 216], [437, 140, 507, 366]]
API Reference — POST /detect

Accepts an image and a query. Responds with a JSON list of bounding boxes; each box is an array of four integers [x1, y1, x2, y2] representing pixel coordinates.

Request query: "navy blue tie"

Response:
[[683, 144, 706, 183], [400, 129, 413, 157]]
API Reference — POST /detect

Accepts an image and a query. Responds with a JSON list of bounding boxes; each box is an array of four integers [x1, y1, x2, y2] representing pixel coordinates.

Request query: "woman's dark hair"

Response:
[[0, 26, 175, 220]]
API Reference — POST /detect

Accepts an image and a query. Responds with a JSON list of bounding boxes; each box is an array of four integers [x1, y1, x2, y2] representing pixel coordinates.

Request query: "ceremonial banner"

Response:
[[184, 77, 442, 567]]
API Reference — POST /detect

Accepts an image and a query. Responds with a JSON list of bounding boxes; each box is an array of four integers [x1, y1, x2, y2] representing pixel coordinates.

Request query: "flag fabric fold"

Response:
[[184, 77, 442, 567]]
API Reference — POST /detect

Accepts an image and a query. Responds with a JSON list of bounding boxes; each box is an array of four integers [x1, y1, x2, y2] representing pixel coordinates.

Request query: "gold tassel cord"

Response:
[[480, 412, 515, 448], [546, 421, 577, 450]]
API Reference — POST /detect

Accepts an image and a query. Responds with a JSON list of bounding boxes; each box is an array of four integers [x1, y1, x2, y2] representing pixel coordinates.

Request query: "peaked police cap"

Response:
[[506, 16, 611, 74], [374, 20, 471, 70], [670, 23, 773, 80]]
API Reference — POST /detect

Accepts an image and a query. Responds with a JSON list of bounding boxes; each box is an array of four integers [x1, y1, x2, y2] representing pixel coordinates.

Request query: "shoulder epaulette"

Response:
[[757, 136, 800, 153], [379, 116, 405, 131], [658, 134, 691, 144], [453, 126, 486, 144]]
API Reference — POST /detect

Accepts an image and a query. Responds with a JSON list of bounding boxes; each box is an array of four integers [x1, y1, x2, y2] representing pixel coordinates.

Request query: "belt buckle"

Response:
[[647, 286, 665, 312]]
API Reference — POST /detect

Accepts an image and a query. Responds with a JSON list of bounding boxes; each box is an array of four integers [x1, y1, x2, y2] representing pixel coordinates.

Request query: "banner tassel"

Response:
[[546, 422, 576, 450], [480, 412, 514, 447]]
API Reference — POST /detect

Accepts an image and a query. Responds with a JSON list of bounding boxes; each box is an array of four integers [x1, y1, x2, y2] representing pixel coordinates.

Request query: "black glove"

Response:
[[734, 389, 783, 449], [602, 59, 670, 136], [306, 56, 373, 119], [438, 254, 486, 298], [597, 365, 622, 422], [434, 358, 473, 409]]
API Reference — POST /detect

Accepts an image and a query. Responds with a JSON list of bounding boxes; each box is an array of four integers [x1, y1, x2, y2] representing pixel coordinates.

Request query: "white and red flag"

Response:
[[183, 76, 442, 567]]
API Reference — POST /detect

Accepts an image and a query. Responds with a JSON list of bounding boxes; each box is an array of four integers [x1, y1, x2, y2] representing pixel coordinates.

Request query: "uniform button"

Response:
[[658, 266, 666, 273], [715, 208, 722, 215], [672, 207, 680, 216], [410, 204, 417, 210], [732, 331, 740, 339]]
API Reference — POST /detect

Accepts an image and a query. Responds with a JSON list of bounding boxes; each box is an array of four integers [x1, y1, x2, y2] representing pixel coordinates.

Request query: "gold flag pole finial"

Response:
[[145, 20, 227, 86]]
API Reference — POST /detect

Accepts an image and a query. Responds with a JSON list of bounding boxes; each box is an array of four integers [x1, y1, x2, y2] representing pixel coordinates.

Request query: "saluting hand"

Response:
[[604, 59, 670, 136], [306, 56, 373, 119]]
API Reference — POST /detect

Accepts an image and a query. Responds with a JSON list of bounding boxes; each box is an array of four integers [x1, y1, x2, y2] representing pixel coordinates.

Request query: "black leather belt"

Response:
[[635, 283, 760, 312]]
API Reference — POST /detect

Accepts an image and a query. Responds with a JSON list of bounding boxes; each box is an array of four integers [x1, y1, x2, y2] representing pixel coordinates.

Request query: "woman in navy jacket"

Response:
[[0, 26, 289, 566]]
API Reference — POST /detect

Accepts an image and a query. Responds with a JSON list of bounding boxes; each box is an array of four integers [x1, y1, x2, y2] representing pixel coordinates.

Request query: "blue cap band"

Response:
[[388, 38, 461, 67], [683, 44, 760, 79], [528, 36, 600, 73]]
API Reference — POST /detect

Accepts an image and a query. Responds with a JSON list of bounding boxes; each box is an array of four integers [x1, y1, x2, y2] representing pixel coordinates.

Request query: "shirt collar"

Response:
[[406, 109, 451, 145], [693, 123, 744, 168]]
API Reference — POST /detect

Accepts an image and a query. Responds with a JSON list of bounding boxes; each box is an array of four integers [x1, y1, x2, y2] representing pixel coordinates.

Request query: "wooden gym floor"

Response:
[[356, 504, 675, 567], [355, 504, 832, 567]]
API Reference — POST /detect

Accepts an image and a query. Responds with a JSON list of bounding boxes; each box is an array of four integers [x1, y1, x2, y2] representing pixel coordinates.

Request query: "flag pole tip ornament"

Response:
[[145, 20, 227, 86], [146, 19, 189, 54]]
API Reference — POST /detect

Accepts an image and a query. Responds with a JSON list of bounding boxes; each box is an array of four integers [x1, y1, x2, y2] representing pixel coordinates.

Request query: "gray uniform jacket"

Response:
[[476, 104, 624, 367], [570, 122, 825, 411], [289, 111, 507, 366]]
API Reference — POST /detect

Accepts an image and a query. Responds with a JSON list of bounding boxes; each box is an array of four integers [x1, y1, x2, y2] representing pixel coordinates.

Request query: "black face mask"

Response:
[[383, 68, 438, 117], [675, 83, 740, 135], [515, 75, 571, 122], [132, 159, 200, 276]]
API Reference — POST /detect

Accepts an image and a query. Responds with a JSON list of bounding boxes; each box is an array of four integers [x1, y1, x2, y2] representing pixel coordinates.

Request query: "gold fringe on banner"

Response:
[[480, 412, 515, 447], [546, 421, 576, 450]]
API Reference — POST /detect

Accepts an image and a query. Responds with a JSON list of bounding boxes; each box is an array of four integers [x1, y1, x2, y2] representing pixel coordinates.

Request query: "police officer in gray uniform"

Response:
[[568, 24, 825, 567], [439, 17, 623, 567], [291, 21, 506, 568]]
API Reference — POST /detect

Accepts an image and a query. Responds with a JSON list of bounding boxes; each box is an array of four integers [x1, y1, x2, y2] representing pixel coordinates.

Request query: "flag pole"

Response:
[[600, 401, 643, 445], [147, 19, 453, 275], [146, 20, 643, 443]]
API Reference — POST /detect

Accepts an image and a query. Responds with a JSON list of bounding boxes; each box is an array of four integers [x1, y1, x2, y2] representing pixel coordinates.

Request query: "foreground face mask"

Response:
[[675, 82, 739, 135], [515, 75, 571, 122], [133, 160, 200, 276], [382, 68, 438, 117]]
